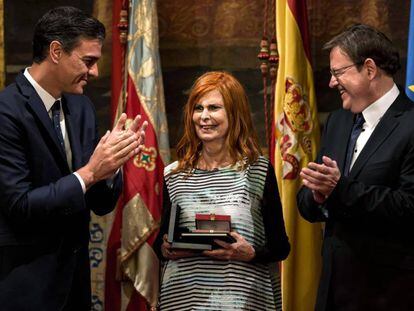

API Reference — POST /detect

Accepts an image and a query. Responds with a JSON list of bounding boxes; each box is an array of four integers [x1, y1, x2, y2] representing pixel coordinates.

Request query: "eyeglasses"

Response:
[[330, 62, 362, 78]]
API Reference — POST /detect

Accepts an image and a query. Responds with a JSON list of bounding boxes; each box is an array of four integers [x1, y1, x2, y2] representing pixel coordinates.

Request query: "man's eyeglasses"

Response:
[[330, 62, 362, 78]]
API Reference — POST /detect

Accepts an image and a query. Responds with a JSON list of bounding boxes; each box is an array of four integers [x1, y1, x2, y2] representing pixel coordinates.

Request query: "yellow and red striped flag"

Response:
[[105, 0, 170, 310], [273, 1, 323, 310]]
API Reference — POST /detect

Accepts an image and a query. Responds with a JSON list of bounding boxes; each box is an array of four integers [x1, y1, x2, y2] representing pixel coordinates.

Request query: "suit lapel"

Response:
[[349, 97, 405, 177], [336, 112, 354, 173], [62, 95, 82, 171], [16, 74, 69, 170]]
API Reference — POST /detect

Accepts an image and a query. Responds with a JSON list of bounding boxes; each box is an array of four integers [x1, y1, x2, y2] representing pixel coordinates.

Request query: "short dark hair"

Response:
[[32, 6, 106, 63], [323, 24, 401, 76]]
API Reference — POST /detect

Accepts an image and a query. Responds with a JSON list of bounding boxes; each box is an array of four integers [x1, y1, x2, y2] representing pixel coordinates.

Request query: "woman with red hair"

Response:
[[155, 71, 290, 310]]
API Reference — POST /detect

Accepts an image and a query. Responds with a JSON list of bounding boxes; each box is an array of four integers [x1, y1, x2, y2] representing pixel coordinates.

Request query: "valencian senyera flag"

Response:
[[105, 0, 170, 310], [273, 0, 323, 310], [406, 0, 414, 101]]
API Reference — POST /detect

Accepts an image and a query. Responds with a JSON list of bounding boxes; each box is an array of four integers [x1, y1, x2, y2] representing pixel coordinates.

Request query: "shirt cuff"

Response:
[[106, 169, 120, 189], [73, 172, 86, 194]]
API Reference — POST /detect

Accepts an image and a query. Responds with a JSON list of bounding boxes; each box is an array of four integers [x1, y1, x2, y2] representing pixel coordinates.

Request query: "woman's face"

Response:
[[192, 89, 229, 145]]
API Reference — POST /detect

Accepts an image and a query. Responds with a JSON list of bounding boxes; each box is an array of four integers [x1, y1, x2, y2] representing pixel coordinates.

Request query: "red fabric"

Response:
[[110, 0, 125, 125], [123, 77, 164, 220], [126, 291, 147, 311], [105, 1, 165, 304], [106, 74, 164, 311], [195, 214, 231, 221], [287, 0, 312, 64], [105, 1, 125, 308]]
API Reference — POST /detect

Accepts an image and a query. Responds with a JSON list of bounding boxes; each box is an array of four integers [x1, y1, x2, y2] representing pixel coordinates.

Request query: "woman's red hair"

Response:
[[174, 71, 261, 172]]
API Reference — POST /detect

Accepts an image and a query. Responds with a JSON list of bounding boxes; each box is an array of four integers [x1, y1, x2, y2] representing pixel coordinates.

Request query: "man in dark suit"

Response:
[[0, 7, 147, 310], [297, 24, 414, 311]]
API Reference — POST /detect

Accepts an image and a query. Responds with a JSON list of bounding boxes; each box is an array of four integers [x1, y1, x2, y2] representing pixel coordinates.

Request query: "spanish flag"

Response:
[[273, 1, 323, 310], [105, 0, 170, 309], [406, 0, 414, 101]]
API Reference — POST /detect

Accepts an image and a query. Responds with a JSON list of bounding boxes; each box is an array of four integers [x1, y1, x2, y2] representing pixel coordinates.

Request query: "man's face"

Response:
[[328, 47, 370, 113], [57, 38, 102, 94]]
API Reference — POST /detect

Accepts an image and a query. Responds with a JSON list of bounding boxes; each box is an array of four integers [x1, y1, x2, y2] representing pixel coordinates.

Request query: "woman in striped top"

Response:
[[155, 71, 290, 310]]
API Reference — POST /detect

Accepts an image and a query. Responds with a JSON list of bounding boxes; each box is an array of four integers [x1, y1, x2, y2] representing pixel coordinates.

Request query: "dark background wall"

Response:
[[3, 0, 411, 147]]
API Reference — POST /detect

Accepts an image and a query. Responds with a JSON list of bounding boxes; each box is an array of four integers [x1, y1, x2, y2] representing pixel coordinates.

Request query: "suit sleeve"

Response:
[[0, 105, 87, 225], [252, 162, 290, 263], [327, 139, 414, 222], [298, 107, 414, 224], [0, 97, 119, 225], [87, 172, 122, 216]]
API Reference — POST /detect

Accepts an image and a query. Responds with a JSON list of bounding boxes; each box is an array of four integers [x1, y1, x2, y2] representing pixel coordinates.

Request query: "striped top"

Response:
[[157, 156, 290, 310]]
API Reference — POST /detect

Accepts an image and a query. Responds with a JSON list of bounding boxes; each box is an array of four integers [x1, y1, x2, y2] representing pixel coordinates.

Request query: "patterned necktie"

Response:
[[343, 113, 365, 176], [51, 100, 66, 157]]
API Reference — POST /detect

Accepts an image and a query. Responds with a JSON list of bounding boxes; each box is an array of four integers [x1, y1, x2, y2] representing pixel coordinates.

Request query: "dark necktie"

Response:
[[343, 113, 365, 176], [51, 100, 66, 157]]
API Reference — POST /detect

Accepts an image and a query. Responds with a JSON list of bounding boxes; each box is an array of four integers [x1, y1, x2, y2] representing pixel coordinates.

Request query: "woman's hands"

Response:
[[160, 234, 198, 260], [161, 232, 256, 262], [203, 232, 255, 262]]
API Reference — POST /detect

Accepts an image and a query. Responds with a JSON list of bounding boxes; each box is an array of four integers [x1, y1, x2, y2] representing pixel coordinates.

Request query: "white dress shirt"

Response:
[[24, 68, 86, 193], [350, 83, 400, 169]]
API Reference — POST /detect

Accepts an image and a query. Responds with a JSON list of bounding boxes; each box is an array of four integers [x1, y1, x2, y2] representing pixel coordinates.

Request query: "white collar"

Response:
[[24, 68, 61, 112], [362, 83, 399, 128]]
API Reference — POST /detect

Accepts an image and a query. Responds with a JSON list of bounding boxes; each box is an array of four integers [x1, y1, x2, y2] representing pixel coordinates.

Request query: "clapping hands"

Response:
[[77, 113, 148, 189], [300, 155, 341, 203]]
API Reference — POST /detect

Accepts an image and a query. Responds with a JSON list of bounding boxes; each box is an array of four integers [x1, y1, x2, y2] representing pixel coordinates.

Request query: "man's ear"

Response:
[[364, 58, 377, 80], [49, 40, 63, 64]]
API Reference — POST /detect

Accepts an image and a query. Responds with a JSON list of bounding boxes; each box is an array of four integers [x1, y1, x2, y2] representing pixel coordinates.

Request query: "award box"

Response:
[[167, 204, 235, 250]]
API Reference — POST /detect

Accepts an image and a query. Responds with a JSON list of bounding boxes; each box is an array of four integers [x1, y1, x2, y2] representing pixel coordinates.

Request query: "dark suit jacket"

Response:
[[0, 73, 121, 310], [297, 93, 414, 311]]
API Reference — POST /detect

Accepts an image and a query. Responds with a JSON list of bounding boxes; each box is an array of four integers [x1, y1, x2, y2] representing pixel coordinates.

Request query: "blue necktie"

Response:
[[343, 113, 365, 176], [51, 100, 66, 157]]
